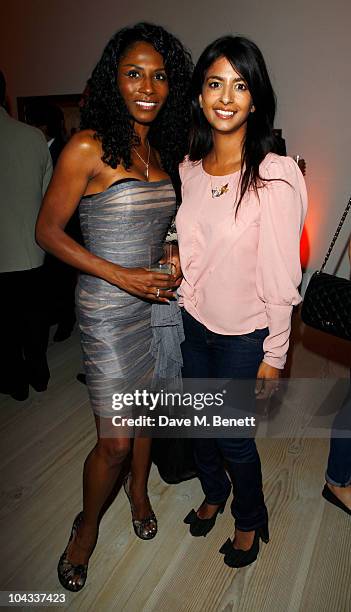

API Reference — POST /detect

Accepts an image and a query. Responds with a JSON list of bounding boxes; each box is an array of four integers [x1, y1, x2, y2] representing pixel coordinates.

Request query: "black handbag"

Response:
[[301, 195, 351, 340]]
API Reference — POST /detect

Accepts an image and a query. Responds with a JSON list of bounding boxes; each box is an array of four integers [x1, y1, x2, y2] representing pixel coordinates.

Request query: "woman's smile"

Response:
[[134, 99, 159, 110], [213, 108, 236, 119]]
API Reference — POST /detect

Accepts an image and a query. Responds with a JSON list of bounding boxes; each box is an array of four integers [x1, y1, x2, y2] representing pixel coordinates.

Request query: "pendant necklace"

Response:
[[133, 141, 151, 180], [210, 175, 230, 198]]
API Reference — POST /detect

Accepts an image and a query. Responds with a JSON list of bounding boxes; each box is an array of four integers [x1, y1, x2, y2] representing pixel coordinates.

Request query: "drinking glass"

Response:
[[149, 243, 173, 275]]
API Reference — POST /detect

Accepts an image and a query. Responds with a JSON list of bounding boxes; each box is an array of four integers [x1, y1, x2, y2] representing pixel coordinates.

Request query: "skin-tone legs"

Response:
[[65, 417, 153, 566]]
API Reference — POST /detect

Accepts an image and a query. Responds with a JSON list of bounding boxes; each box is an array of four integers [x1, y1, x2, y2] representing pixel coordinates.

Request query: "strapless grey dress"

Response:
[[77, 179, 176, 416]]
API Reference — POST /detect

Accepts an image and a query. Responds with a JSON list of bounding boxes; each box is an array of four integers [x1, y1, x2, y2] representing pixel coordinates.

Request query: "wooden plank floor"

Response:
[[0, 318, 350, 612]]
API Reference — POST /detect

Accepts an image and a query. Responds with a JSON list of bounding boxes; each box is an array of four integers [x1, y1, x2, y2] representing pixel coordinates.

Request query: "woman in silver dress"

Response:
[[36, 22, 192, 591]]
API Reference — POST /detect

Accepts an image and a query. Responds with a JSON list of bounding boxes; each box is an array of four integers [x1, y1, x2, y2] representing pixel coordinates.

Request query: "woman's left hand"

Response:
[[255, 361, 280, 400]]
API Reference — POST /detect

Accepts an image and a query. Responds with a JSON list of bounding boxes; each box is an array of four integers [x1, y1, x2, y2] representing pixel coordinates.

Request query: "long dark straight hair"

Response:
[[190, 36, 277, 210]]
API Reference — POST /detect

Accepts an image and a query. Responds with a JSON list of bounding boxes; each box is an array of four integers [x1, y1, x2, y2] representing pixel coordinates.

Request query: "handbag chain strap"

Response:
[[320, 195, 351, 273]]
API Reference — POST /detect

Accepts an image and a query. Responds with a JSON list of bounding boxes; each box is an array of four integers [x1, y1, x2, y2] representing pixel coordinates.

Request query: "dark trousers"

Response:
[[0, 267, 50, 391], [326, 383, 351, 487], [181, 309, 268, 531]]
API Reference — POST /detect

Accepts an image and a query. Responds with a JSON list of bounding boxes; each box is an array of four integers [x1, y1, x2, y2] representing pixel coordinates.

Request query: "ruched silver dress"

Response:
[[77, 178, 176, 416]]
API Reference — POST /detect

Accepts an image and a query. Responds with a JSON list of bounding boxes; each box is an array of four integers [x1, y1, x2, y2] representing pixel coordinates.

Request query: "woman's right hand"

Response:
[[111, 266, 181, 303]]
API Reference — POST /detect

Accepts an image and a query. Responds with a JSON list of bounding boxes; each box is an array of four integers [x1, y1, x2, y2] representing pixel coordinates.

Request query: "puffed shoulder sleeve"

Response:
[[256, 155, 308, 369]]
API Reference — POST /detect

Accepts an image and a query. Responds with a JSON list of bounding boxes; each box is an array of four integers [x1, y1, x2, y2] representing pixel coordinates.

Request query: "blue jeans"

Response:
[[181, 309, 268, 531], [326, 383, 351, 487]]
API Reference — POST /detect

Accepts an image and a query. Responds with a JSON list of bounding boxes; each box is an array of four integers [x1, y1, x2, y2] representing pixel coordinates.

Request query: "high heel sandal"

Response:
[[219, 523, 269, 568], [57, 512, 90, 592], [184, 499, 227, 537], [123, 475, 158, 540]]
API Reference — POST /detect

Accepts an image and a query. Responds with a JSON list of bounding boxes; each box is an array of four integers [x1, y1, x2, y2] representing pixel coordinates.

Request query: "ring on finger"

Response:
[[156, 288, 160, 298]]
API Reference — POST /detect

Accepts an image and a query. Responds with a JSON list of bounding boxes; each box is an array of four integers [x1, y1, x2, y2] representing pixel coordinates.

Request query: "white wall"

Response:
[[1, 0, 350, 279]]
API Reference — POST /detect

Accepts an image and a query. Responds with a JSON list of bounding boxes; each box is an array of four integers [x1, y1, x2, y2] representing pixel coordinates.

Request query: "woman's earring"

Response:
[[250, 105, 255, 113]]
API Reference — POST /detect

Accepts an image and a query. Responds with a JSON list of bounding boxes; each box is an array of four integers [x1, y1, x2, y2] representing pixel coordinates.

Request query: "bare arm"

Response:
[[36, 132, 177, 302]]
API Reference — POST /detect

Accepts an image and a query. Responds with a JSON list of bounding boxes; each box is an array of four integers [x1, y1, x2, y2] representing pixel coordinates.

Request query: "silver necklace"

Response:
[[133, 141, 151, 180]]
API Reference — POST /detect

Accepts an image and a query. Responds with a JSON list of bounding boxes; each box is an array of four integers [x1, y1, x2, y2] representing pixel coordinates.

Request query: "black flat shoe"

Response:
[[0, 382, 29, 400], [219, 523, 269, 568], [184, 499, 227, 537], [322, 484, 351, 516], [29, 379, 48, 392], [10, 384, 29, 401], [57, 513, 89, 592]]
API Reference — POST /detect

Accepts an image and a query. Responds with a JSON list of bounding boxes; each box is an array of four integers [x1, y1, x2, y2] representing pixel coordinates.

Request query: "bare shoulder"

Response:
[[66, 129, 102, 158], [55, 130, 103, 179]]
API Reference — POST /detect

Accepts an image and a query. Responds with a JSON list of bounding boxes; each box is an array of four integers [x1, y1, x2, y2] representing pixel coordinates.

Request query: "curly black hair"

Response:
[[80, 22, 193, 181]]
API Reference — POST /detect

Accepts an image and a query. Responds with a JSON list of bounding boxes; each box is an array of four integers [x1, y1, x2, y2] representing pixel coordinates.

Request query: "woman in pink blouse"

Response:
[[176, 36, 307, 568]]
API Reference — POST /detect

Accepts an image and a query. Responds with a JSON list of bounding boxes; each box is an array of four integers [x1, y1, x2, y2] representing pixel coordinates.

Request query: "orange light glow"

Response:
[[300, 225, 310, 269]]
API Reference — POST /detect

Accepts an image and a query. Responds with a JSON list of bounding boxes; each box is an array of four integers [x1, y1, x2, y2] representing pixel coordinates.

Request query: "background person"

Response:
[[323, 238, 351, 515], [29, 101, 82, 342], [0, 70, 52, 401]]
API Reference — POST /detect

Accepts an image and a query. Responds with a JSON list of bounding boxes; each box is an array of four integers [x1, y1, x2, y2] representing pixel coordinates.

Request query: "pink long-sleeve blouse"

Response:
[[176, 153, 308, 369]]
